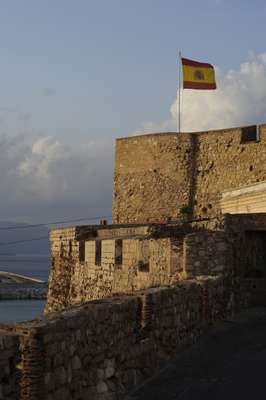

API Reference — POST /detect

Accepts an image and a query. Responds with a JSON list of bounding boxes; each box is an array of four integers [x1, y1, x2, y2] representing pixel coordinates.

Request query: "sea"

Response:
[[0, 254, 50, 323]]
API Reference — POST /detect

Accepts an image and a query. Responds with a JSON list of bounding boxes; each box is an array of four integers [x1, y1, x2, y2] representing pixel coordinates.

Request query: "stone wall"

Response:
[[113, 124, 266, 223], [224, 212, 266, 233], [46, 227, 79, 313], [46, 222, 236, 314], [113, 132, 192, 224], [46, 214, 266, 315], [223, 213, 266, 278], [0, 331, 20, 400], [46, 226, 175, 314], [183, 231, 232, 278], [2, 276, 233, 400]]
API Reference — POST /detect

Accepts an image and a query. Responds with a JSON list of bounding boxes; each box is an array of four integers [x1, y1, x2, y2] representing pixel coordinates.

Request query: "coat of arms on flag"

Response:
[[181, 57, 216, 90]]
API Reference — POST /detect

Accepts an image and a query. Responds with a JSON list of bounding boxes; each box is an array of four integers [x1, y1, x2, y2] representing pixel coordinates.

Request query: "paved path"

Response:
[[127, 308, 266, 400]]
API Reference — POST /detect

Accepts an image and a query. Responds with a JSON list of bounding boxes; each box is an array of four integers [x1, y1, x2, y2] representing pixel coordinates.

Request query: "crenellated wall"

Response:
[[45, 225, 179, 314], [46, 220, 236, 314], [113, 124, 266, 223]]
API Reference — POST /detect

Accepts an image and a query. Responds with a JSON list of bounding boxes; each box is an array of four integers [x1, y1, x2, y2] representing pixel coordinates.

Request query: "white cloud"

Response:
[[19, 137, 68, 179], [0, 135, 114, 221], [135, 52, 266, 134]]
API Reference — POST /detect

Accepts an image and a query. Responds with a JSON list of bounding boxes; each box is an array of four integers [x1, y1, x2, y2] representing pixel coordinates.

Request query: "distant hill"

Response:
[[0, 221, 49, 255]]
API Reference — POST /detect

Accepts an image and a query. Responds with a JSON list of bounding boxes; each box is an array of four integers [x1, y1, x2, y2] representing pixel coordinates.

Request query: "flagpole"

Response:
[[178, 51, 182, 133]]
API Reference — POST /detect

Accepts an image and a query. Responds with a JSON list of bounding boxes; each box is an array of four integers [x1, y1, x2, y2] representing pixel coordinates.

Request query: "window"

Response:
[[241, 126, 257, 143], [138, 260, 149, 272], [69, 240, 72, 256], [60, 242, 64, 257], [95, 240, 102, 266], [79, 241, 85, 262], [115, 239, 123, 266]]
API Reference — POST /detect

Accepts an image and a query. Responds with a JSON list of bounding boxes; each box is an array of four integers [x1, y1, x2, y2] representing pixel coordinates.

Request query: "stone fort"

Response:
[[2, 123, 266, 399]]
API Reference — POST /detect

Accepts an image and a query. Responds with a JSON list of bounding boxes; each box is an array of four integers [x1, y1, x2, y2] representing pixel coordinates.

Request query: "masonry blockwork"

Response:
[[1, 275, 238, 400], [113, 125, 266, 223]]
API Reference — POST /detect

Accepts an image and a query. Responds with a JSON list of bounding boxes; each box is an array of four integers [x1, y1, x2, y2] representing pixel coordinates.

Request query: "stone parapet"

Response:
[[1, 276, 235, 400]]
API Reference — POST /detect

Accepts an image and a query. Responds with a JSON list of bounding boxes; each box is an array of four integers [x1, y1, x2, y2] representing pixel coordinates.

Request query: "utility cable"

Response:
[[0, 258, 48, 262], [0, 236, 48, 246], [0, 215, 112, 231], [0, 216, 220, 247]]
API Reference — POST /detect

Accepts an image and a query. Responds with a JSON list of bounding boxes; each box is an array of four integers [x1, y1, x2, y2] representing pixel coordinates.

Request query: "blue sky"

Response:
[[0, 0, 265, 140], [1, 0, 266, 222]]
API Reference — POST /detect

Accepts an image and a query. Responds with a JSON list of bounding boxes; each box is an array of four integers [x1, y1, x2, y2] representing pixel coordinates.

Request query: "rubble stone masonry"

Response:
[[46, 225, 175, 313], [1, 276, 234, 400], [45, 221, 234, 313], [183, 231, 232, 278], [113, 125, 266, 223]]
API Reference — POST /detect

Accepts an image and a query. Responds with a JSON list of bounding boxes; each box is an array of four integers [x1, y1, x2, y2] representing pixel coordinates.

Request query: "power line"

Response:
[[0, 215, 112, 231], [0, 259, 48, 263], [0, 214, 112, 245], [0, 236, 48, 246], [0, 216, 220, 246]]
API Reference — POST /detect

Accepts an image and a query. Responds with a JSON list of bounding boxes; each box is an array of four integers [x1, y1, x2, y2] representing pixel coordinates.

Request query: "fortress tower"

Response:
[[45, 123, 266, 313], [113, 124, 266, 223]]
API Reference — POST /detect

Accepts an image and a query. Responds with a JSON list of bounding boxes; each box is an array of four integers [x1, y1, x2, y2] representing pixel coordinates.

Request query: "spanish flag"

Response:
[[182, 57, 216, 90]]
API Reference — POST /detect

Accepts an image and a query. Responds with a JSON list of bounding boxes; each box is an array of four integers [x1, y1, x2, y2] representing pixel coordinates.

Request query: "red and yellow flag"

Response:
[[182, 57, 216, 90]]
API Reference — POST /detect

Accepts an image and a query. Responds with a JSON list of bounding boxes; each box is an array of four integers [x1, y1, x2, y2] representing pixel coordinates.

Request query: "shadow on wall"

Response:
[[188, 133, 198, 219], [0, 275, 235, 400]]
